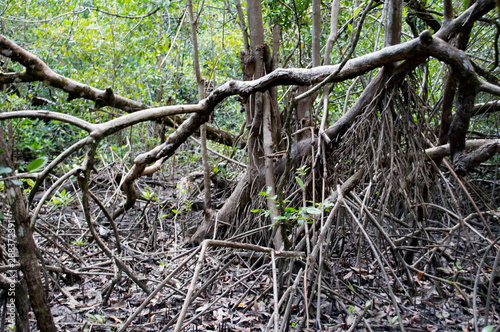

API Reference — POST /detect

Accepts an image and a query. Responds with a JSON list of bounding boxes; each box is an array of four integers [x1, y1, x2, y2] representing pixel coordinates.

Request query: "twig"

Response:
[[484, 243, 500, 325], [180, 263, 273, 329], [279, 269, 304, 332], [118, 246, 202, 332], [88, 190, 122, 254], [271, 250, 279, 332], [190, 136, 246, 168], [30, 168, 78, 229], [174, 240, 304, 331], [346, 301, 371, 332], [304, 260, 310, 329], [343, 201, 405, 331], [473, 235, 500, 332]]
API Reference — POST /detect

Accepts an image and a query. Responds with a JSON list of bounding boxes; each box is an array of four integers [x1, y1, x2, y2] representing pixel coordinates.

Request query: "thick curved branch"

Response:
[[456, 140, 500, 172], [0, 34, 148, 112], [422, 33, 479, 86], [0, 71, 36, 84], [472, 101, 500, 115], [479, 80, 500, 96], [443, 0, 454, 24], [0, 34, 239, 147], [434, 0, 495, 41], [92, 104, 202, 138], [425, 139, 500, 160], [0, 110, 94, 132], [322, 0, 497, 154], [428, 139, 500, 173], [115, 27, 500, 217], [407, 0, 442, 32]]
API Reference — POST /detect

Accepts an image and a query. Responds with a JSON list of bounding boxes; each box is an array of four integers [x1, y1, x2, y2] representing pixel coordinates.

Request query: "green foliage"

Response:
[[141, 188, 160, 202], [27, 157, 48, 172], [47, 190, 75, 208], [252, 183, 331, 227], [84, 313, 107, 324], [158, 261, 171, 272], [10, 117, 85, 162], [172, 199, 193, 215], [1, 0, 243, 159], [389, 315, 399, 325], [10, 179, 23, 186], [71, 239, 89, 246], [0, 166, 12, 175]]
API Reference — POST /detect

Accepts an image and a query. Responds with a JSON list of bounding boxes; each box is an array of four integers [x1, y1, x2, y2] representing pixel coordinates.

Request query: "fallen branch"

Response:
[[425, 139, 500, 164], [174, 239, 304, 332]]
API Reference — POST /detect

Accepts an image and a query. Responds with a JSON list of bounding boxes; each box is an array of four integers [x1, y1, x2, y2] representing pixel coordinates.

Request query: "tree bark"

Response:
[[0, 135, 56, 332], [384, 0, 403, 47], [187, 0, 212, 215], [312, 0, 321, 67]]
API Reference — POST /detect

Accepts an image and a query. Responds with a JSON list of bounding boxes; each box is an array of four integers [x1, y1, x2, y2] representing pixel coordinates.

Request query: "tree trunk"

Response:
[[190, 0, 287, 246], [187, 0, 212, 216], [0, 134, 56, 332]]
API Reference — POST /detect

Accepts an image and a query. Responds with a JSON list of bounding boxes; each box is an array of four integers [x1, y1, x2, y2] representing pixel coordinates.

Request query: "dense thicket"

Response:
[[0, 1, 499, 331]]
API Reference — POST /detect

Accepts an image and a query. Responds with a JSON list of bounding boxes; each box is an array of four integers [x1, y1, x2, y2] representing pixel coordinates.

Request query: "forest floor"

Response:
[[11, 146, 500, 332]]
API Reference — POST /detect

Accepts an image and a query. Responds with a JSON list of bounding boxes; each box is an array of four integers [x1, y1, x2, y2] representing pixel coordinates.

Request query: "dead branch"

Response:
[[426, 139, 500, 160]]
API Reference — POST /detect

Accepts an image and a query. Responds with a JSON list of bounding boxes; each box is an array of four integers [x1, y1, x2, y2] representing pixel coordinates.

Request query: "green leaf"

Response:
[[482, 326, 494, 332], [251, 209, 261, 213], [295, 176, 304, 188], [0, 166, 12, 174], [305, 207, 322, 215], [11, 180, 22, 186], [354, 4, 362, 17], [27, 156, 48, 172]]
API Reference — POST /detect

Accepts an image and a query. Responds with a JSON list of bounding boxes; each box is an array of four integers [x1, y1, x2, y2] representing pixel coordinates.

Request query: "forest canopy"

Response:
[[0, 0, 499, 331]]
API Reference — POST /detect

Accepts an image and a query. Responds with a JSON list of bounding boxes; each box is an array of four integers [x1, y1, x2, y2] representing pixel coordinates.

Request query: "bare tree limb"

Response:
[[443, 0, 454, 24], [425, 139, 500, 159], [0, 34, 148, 112]]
